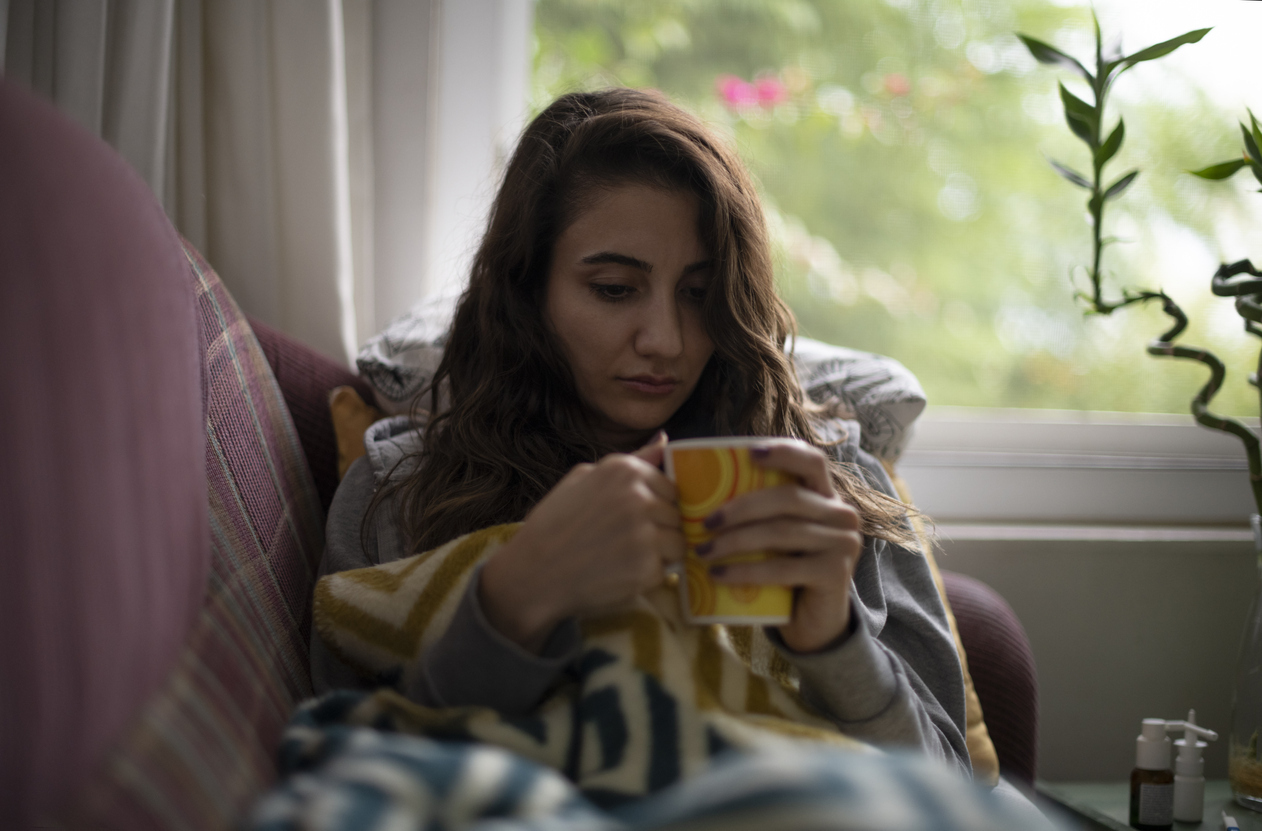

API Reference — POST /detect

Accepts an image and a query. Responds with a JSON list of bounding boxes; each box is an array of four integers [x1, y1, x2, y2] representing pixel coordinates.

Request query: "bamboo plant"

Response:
[[1188, 112, 1262, 800], [1017, 17, 1208, 312], [1188, 117, 1262, 516], [1019, 18, 1262, 517]]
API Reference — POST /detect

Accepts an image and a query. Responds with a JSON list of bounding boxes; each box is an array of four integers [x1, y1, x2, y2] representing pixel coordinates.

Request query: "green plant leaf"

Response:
[[1049, 159, 1092, 189], [1249, 110, 1262, 161], [1017, 34, 1092, 82], [1242, 123, 1262, 167], [1119, 28, 1211, 71], [1189, 159, 1248, 180], [1096, 119, 1124, 167], [1060, 83, 1097, 147], [1252, 160, 1262, 189], [1104, 169, 1139, 200]]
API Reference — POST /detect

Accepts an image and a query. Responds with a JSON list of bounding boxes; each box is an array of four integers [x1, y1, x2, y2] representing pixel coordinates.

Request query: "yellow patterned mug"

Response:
[[664, 437, 793, 625]]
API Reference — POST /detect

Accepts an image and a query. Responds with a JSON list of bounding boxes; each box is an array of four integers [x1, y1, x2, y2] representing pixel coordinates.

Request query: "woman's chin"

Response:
[[591, 410, 675, 448]]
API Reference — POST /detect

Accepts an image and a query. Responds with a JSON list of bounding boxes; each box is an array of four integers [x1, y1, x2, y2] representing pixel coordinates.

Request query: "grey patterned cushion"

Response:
[[790, 336, 926, 462], [355, 297, 450, 415], [355, 309, 926, 462]]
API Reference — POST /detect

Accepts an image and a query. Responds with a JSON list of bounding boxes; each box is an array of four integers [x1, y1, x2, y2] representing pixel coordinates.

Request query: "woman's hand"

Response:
[[479, 432, 685, 653], [699, 441, 864, 654]]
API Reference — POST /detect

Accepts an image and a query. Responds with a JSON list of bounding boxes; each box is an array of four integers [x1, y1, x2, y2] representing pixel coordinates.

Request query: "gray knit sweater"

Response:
[[310, 416, 970, 775]]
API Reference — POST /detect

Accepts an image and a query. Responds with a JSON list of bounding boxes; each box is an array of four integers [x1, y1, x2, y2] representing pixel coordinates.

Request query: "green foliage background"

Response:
[[533, 0, 1259, 415]]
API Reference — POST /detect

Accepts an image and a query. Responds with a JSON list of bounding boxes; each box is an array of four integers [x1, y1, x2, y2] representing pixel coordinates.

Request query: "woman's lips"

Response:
[[619, 375, 678, 395]]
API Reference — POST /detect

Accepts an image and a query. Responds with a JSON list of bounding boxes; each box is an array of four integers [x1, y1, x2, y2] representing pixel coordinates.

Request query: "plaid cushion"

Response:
[[58, 244, 324, 829]]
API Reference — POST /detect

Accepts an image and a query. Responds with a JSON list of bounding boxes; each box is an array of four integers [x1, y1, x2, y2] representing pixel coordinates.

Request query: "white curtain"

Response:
[[1, 0, 532, 364]]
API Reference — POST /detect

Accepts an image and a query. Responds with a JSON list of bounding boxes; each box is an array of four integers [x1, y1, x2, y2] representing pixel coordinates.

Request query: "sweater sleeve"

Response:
[[768, 442, 971, 776], [406, 566, 582, 712], [770, 601, 968, 775], [311, 456, 581, 710]]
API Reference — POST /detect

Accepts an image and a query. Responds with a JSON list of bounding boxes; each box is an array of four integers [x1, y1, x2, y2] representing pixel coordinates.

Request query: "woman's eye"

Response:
[[591, 284, 634, 302], [681, 285, 707, 303]]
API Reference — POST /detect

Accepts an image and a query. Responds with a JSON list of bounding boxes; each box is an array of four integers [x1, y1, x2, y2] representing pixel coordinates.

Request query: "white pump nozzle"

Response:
[[1136, 718, 1172, 770], [1166, 710, 1219, 822], [1165, 709, 1218, 774]]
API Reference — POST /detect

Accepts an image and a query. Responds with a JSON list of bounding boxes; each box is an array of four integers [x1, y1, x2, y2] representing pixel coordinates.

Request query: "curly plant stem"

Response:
[[1215, 258, 1262, 439], [1239, 295, 1262, 344], [1090, 288, 1154, 316], [1143, 288, 1262, 516], [1213, 260, 1262, 298]]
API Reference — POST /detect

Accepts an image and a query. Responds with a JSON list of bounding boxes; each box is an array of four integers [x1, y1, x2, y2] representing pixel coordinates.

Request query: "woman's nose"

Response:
[[633, 295, 685, 358]]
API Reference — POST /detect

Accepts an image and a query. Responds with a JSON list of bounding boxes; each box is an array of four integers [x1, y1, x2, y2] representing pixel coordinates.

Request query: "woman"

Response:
[[315, 88, 970, 774]]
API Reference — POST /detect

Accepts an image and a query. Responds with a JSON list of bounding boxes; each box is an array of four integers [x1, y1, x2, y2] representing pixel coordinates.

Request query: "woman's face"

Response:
[[545, 184, 715, 449]]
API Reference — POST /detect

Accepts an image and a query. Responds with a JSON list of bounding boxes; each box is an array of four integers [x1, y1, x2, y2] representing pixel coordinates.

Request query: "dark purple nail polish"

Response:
[[704, 511, 724, 530], [750, 446, 770, 459], [695, 541, 713, 556], [709, 565, 727, 577]]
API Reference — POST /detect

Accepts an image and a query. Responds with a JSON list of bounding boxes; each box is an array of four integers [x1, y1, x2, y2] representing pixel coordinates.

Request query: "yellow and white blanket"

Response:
[[313, 524, 870, 803]]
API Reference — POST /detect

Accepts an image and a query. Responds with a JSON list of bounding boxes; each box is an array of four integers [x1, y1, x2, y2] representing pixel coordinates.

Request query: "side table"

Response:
[[1037, 781, 1261, 830]]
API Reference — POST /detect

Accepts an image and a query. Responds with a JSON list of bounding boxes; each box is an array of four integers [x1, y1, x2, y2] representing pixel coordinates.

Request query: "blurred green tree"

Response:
[[533, 0, 1256, 415]]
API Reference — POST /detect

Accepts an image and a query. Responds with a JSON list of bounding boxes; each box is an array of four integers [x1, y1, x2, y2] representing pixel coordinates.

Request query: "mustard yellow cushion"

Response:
[[329, 386, 385, 480]]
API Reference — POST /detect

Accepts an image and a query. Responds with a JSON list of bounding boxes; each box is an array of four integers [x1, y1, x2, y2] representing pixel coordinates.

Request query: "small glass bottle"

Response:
[[1229, 515, 1262, 810], [1130, 718, 1174, 830]]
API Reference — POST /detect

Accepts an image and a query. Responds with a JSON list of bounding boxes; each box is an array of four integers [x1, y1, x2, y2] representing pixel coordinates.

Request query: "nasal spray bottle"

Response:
[[1169, 710, 1218, 823]]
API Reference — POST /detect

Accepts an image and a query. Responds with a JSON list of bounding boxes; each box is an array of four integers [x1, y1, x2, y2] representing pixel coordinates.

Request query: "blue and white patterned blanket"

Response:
[[250, 691, 1039, 831]]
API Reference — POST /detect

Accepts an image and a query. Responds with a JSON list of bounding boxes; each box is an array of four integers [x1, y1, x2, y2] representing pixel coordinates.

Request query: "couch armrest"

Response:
[[248, 317, 375, 514], [941, 570, 1039, 785]]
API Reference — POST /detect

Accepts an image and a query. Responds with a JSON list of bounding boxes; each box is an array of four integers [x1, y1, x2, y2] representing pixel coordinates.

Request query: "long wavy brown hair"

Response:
[[374, 88, 914, 554]]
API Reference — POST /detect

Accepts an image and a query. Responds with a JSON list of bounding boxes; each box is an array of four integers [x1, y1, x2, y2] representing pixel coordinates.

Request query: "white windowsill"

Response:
[[933, 523, 1252, 543], [899, 406, 1258, 528]]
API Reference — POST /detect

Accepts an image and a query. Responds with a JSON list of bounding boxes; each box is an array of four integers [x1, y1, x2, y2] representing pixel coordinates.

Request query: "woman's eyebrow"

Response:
[[578, 252, 711, 275], [580, 251, 652, 271]]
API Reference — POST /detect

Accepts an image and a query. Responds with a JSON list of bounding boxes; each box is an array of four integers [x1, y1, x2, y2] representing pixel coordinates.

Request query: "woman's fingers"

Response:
[[627, 526, 685, 589], [631, 429, 668, 467], [699, 519, 861, 562], [706, 484, 858, 533], [642, 496, 684, 531], [708, 546, 857, 589], [748, 440, 834, 497], [656, 526, 686, 565], [597, 452, 678, 505]]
